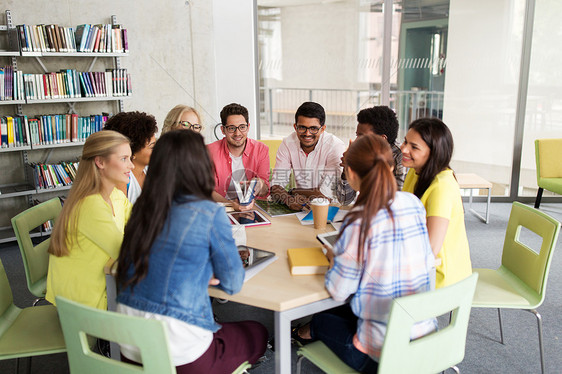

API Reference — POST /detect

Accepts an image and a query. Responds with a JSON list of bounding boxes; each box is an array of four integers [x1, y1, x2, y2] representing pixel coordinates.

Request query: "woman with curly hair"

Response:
[[104, 111, 158, 204], [162, 104, 202, 133]]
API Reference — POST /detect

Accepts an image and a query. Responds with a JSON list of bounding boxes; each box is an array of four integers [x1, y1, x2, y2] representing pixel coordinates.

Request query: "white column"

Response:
[[212, 0, 259, 139]]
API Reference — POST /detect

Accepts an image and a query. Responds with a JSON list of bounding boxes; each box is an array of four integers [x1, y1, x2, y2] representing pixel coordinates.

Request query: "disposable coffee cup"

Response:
[[310, 197, 330, 229]]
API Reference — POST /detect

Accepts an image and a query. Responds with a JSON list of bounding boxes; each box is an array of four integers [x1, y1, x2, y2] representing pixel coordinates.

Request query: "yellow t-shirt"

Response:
[[46, 188, 132, 309], [403, 169, 472, 288]]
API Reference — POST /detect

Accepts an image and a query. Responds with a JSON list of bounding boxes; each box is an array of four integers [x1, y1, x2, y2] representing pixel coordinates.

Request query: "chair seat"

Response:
[[537, 177, 562, 194], [472, 268, 541, 309], [298, 341, 359, 374], [0, 305, 66, 359], [30, 277, 47, 299]]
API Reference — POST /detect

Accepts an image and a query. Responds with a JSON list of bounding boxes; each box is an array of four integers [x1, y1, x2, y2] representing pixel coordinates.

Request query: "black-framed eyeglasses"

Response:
[[223, 124, 249, 134], [178, 121, 202, 132], [296, 125, 322, 134]]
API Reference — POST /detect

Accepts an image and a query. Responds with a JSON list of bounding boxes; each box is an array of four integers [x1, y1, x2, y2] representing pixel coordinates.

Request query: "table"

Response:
[[456, 173, 492, 223], [208, 214, 343, 374]]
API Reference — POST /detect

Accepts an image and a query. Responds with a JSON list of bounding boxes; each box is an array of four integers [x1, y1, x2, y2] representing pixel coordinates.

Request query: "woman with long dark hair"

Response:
[[401, 118, 472, 288], [115, 130, 267, 373], [293, 134, 436, 373]]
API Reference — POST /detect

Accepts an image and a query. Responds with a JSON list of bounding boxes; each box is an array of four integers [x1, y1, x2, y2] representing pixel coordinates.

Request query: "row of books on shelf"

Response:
[[31, 161, 79, 190], [14, 23, 128, 53], [0, 67, 131, 101], [32, 199, 56, 232], [1, 113, 107, 148]]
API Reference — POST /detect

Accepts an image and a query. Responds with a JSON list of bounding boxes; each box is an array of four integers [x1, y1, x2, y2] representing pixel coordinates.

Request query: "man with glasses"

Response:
[[270, 102, 346, 210], [208, 103, 270, 211]]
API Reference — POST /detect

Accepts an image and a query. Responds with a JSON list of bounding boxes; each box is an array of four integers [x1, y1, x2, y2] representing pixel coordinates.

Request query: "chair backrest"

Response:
[[535, 138, 562, 179], [11, 198, 62, 298], [0, 260, 21, 338], [501, 202, 560, 302], [56, 296, 175, 374], [378, 273, 478, 374], [259, 139, 282, 171]]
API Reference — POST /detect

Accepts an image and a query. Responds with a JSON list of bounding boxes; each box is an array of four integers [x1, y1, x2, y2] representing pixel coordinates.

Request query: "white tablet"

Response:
[[316, 231, 339, 250], [238, 245, 278, 282], [228, 210, 271, 227]]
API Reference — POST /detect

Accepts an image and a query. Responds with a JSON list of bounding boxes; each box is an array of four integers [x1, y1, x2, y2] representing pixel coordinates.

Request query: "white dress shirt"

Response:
[[271, 131, 346, 199]]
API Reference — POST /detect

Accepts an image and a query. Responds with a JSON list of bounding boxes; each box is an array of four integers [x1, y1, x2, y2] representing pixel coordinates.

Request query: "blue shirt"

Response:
[[326, 191, 437, 358], [117, 196, 244, 332]]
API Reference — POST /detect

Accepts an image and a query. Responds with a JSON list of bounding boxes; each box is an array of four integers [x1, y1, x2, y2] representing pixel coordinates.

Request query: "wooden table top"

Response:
[[208, 213, 335, 312], [456, 173, 493, 189]]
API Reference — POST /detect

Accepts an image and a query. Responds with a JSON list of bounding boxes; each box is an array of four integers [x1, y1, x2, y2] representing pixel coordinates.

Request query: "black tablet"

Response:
[[228, 210, 271, 227]]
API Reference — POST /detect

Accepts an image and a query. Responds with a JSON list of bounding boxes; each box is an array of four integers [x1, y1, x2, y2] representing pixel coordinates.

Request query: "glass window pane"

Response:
[[519, 0, 562, 198], [444, 0, 525, 197]]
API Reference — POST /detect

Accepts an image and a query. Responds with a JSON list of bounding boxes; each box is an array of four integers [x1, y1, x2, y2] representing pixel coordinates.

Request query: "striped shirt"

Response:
[[325, 191, 437, 359]]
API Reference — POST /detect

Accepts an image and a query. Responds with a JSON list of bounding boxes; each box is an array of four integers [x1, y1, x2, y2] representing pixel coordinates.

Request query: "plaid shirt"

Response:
[[325, 191, 437, 358], [336, 142, 405, 206]]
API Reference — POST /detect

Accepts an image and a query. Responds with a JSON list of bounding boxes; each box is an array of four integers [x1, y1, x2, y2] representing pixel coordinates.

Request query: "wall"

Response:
[[2, 0, 217, 137]]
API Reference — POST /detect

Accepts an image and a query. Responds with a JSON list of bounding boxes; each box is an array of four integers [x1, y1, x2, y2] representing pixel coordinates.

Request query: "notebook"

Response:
[[287, 247, 330, 275]]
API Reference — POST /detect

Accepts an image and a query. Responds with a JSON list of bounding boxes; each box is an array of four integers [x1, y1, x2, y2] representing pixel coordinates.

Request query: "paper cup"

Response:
[[310, 198, 330, 229]]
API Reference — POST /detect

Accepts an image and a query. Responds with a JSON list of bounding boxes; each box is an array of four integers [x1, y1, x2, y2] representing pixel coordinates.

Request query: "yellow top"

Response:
[[403, 169, 472, 288], [46, 188, 132, 309]]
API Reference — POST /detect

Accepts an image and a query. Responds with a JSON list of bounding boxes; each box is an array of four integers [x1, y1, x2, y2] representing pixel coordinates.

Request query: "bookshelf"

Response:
[[0, 10, 130, 244]]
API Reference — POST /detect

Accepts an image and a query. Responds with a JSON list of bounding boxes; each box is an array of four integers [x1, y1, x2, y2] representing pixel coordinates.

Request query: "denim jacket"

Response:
[[117, 196, 244, 332]]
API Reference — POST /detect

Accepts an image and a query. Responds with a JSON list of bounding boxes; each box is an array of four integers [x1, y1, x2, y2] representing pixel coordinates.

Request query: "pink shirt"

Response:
[[271, 131, 345, 199], [207, 137, 270, 198]]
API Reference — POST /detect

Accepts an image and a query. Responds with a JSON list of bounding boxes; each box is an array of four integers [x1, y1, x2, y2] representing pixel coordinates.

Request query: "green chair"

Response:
[[472, 202, 560, 374], [11, 197, 62, 305], [534, 138, 562, 208], [56, 296, 252, 374], [0, 259, 66, 373], [296, 273, 479, 374]]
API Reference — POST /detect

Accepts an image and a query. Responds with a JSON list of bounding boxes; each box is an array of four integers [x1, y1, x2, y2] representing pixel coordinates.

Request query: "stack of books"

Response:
[[0, 115, 30, 148], [0, 65, 24, 101], [23, 68, 131, 100], [15, 23, 128, 53], [28, 113, 108, 145], [31, 161, 79, 190]]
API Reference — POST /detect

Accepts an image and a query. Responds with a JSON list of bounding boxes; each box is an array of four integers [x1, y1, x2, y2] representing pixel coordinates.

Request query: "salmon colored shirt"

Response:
[[207, 137, 270, 198]]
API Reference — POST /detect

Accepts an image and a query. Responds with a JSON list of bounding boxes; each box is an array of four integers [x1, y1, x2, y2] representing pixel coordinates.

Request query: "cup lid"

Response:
[[310, 197, 329, 206]]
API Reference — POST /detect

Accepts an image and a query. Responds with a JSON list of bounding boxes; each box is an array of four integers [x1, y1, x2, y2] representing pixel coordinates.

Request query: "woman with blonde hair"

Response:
[[162, 104, 202, 133], [46, 130, 134, 310]]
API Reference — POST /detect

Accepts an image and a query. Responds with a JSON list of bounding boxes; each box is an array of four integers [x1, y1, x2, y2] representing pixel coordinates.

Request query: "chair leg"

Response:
[[527, 309, 545, 374], [296, 355, 305, 374], [32, 297, 44, 306], [497, 308, 504, 344], [451, 365, 460, 374], [535, 188, 543, 209]]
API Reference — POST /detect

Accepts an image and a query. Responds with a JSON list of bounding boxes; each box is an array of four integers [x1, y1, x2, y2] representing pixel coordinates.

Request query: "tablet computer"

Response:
[[238, 245, 277, 282], [316, 231, 339, 250], [228, 210, 271, 227]]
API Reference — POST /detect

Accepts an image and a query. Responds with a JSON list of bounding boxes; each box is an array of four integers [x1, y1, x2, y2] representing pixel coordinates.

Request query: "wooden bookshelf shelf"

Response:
[[0, 184, 37, 199], [25, 96, 131, 104], [0, 145, 32, 153], [31, 141, 85, 150], [21, 51, 129, 58], [0, 100, 26, 105], [36, 185, 72, 194]]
